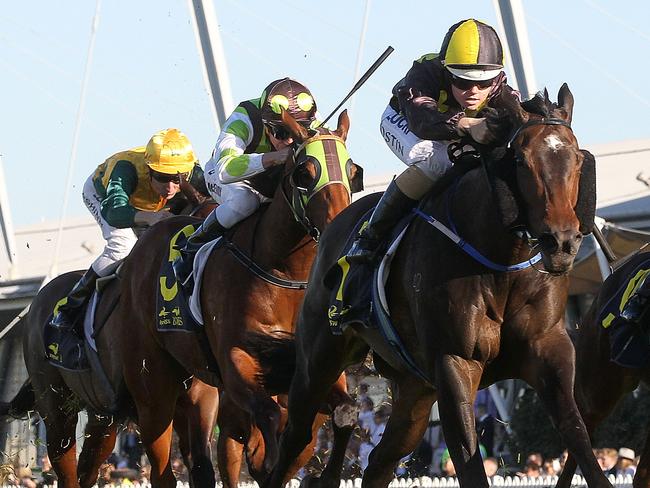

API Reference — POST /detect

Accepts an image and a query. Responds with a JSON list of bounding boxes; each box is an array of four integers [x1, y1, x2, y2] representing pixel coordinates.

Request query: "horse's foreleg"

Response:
[[33, 378, 82, 488], [179, 380, 219, 488], [77, 413, 118, 488], [266, 339, 351, 488], [44, 411, 81, 488], [436, 353, 487, 488], [524, 328, 613, 488], [217, 433, 246, 487], [316, 374, 358, 488], [126, 357, 182, 488], [216, 391, 249, 487], [225, 346, 282, 477], [362, 376, 435, 488]]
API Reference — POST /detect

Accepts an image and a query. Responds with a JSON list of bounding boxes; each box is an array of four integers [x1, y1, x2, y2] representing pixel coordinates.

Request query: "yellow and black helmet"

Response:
[[440, 19, 504, 81], [260, 78, 317, 126], [144, 128, 197, 175]]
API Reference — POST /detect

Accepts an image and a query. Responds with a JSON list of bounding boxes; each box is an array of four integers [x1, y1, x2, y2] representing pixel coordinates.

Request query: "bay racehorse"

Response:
[[118, 109, 361, 486], [266, 85, 614, 488], [557, 249, 650, 488]]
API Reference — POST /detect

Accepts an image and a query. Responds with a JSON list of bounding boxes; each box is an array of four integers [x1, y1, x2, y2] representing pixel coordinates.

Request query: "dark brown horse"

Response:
[[20, 271, 124, 488], [118, 110, 360, 487], [266, 85, 613, 488], [557, 249, 650, 488], [5, 192, 217, 488]]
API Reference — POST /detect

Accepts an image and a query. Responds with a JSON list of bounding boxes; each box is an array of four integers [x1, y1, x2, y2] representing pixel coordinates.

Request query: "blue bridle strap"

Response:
[[411, 208, 542, 272]]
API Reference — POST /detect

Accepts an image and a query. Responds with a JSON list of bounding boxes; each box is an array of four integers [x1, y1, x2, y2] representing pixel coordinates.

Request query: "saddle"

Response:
[[44, 262, 122, 372]]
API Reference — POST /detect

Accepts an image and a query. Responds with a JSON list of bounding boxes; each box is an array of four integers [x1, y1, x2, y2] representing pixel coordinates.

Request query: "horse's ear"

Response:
[[335, 110, 350, 141], [281, 109, 309, 142], [557, 83, 574, 125]]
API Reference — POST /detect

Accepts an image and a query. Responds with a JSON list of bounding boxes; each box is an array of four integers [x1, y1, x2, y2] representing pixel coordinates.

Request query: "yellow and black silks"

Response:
[[156, 225, 203, 332]]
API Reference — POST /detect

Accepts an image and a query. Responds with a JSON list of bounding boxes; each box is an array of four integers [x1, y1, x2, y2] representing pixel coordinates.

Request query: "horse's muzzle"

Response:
[[538, 230, 583, 274]]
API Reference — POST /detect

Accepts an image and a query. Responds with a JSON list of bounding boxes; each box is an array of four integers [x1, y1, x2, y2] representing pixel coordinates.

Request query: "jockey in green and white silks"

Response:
[[173, 78, 319, 287]]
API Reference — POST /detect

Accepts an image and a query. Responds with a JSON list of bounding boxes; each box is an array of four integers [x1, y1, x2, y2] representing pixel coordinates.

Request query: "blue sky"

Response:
[[3, 0, 649, 228]]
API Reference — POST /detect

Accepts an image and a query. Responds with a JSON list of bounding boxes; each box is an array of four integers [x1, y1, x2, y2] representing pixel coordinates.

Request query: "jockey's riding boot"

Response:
[[347, 180, 417, 265], [50, 268, 99, 333], [621, 275, 650, 326], [173, 210, 228, 287]]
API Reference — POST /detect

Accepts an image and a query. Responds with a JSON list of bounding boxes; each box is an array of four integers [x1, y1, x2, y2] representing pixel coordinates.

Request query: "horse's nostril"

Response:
[[539, 233, 558, 252]]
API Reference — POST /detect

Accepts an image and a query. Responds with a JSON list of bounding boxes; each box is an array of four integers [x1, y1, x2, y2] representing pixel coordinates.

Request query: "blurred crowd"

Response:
[[1, 386, 641, 485]]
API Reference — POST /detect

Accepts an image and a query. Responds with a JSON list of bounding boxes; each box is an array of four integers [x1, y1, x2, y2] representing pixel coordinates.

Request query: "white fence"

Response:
[[15, 474, 630, 487]]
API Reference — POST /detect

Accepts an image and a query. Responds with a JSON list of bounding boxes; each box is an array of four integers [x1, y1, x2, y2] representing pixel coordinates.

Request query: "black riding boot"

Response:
[[173, 209, 228, 286], [50, 268, 99, 331], [620, 275, 650, 325], [346, 180, 417, 264]]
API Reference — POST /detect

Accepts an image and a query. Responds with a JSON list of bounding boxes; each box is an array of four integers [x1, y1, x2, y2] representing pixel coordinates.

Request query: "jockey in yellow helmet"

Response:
[[348, 19, 518, 263], [50, 128, 207, 331]]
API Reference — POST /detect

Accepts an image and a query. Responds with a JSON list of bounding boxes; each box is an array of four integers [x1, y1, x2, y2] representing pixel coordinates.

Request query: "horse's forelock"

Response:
[[520, 90, 557, 118]]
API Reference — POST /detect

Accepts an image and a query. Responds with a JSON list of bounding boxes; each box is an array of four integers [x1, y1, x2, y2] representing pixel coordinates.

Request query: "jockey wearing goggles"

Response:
[[173, 77, 319, 288], [51, 128, 208, 332], [348, 18, 518, 263]]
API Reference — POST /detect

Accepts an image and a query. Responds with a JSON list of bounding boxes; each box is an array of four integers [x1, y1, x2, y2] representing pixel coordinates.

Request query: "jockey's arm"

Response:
[[99, 161, 139, 228], [99, 161, 172, 227], [211, 117, 289, 185], [395, 58, 465, 141]]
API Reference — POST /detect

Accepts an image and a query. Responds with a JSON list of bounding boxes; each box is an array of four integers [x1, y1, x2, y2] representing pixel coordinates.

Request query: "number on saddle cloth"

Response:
[[156, 224, 205, 333], [324, 207, 414, 335]]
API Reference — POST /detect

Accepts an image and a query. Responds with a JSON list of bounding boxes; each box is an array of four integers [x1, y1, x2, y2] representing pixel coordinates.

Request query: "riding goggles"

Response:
[[150, 170, 188, 184], [450, 74, 496, 91]]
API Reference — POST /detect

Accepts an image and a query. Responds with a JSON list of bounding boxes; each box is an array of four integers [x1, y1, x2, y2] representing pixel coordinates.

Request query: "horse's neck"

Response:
[[448, 169, 531, 263], [251, 195, 315, 280]]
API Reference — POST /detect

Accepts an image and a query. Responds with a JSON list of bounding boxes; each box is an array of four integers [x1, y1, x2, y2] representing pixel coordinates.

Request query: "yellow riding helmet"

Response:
[[441, 19, 504, 81], [145, 128, 197, 175]]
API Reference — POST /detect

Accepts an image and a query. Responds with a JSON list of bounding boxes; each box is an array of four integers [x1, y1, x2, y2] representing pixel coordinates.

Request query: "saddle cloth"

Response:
[[44, 263, 122, 372], [325, 207, 414, 334], [597, 254, 650, 368], [156, 224, 206, 332]]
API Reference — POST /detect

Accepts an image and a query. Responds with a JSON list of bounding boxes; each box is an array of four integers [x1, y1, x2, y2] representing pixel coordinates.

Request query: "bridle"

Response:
[[506, 117, 573, 149], [281, 133, 354, 243]]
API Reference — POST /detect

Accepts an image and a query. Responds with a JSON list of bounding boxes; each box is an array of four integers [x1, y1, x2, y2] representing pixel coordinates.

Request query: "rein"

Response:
[[412, 207, 542, 272], [222, 238, 308, 290], [413, 117, 574, 272]]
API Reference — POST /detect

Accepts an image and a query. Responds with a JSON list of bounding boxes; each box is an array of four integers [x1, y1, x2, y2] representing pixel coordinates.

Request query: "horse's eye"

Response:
[[346, 159, 356, 180], [293, 159, 317, 189]]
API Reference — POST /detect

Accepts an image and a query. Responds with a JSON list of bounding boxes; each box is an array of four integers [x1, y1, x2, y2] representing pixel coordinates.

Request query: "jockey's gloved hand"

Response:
[[134, 210, 174, 227], [456, 117, 495, 144], [262, 146, 295, 169]]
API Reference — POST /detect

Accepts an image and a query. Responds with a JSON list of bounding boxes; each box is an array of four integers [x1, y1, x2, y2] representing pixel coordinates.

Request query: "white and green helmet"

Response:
[[260, 78, 317, 127]]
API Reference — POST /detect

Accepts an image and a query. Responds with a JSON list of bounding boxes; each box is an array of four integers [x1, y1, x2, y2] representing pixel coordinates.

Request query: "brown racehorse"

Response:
[[266, 85, 614, 488], [118, 109, 360, 487], [556, 250, 650, 488], [4, 193, 217, 488]]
